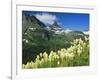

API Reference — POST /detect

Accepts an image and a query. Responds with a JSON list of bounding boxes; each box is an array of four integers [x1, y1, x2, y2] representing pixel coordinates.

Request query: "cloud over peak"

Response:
[[35, 13, 57, 25]]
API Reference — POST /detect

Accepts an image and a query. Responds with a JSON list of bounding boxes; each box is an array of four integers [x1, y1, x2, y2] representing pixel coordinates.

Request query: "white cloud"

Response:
[[35, 13, 57, 25]]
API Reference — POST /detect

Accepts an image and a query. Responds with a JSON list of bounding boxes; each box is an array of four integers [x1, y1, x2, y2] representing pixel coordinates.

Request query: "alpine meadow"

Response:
[[22, 11, 89, 69]]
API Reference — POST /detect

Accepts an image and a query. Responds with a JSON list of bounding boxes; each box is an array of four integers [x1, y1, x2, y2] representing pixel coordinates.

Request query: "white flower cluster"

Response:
[[22, 37, 89, 69]]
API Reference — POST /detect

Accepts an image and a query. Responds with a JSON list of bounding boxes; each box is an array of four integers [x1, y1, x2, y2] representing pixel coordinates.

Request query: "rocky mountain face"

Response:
[[22, 15, 46, 34]]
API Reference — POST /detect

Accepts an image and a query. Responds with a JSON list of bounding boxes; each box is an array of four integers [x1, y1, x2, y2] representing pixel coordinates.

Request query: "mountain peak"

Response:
[[49, 21, 61, 30], [52, 21, 60, 28]]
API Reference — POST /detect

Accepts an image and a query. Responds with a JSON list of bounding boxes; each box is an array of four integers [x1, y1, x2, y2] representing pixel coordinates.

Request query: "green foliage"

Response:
[[22, 37, 89, 69], [22, 31, 71, 64]]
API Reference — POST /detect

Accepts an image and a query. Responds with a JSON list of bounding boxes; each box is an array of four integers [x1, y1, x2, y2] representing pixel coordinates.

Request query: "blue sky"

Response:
[[23, 11, 89, 31]]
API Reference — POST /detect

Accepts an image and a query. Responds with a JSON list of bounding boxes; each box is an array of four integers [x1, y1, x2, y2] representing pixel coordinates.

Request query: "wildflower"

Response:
[[43, 52, 48, 58], [77, 49, 82, 56], [39, 53, 43, 58], [57, 61, 60, 65], [25, 40, 29, 43], [36, 55, 39, 59], [25, 33, 27, 35]]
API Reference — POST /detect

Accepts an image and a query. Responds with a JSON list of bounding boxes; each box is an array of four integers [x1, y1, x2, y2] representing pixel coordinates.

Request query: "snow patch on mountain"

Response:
[[62, 29, 72, 34], [83, 31, 89, 35], [55, 29, 72, 34]]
